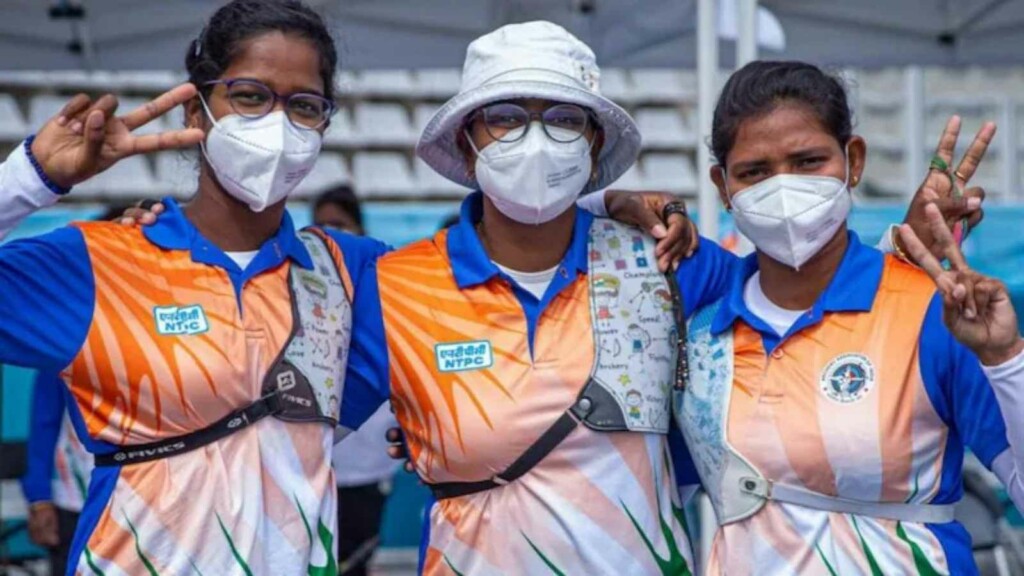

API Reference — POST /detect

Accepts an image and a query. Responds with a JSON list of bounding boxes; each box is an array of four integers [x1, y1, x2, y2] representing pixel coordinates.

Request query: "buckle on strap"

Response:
[[739, 476, 772, 498]]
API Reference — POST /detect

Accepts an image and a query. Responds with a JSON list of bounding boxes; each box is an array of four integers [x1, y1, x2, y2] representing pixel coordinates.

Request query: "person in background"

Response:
[[20, 372, 90, 576], [18, 204, 134, 576], [313, 185, 401, 576], [313, 185, 364, 235]]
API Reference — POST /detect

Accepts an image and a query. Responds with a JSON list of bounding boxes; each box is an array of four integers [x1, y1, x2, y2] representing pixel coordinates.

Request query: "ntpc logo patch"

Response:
[[153, 305, 210, 336], [434, 341, 493, 373]]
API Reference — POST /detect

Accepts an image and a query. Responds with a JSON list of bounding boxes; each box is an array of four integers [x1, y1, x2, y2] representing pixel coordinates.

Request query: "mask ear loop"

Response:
[[718, 166, 735, 211], [842, 142, 852, 189], [197, 92, 221, 131], [196, 92, 221, 173]]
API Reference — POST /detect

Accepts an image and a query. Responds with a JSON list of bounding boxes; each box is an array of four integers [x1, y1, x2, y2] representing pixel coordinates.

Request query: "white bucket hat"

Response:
[[416, 21, 642, 193]]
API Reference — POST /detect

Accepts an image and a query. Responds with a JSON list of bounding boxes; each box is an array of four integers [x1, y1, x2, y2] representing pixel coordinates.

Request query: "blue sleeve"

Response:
[[19, 372, 65, 503], [668, 422, 700, 487], [0, 226, 95, 371], [339, 259, 393, 431], [674, 236, 741, 317], [918, 294, 1010, 469], [321, 228, 392, 295]]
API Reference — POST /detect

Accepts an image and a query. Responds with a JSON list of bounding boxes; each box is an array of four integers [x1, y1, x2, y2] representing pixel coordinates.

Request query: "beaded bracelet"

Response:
[[24, 135, 72, 196]]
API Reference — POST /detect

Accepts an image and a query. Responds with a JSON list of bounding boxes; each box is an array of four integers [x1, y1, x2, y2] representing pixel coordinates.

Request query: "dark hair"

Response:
[[711, 61, 852, 166], [313, 185, 363, 228], [186, 0, 338, 101]]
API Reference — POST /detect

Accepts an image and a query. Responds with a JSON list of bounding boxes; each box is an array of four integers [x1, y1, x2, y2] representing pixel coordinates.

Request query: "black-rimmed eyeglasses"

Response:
[[470, 102, 594, 143]]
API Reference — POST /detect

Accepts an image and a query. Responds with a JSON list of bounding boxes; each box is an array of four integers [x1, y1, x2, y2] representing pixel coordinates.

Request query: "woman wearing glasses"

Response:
[[339, 21, 743, 575], [0, 2, 393, 574]]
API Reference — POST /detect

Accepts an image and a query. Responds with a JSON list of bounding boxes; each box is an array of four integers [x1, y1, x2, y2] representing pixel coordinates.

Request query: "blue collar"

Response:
[[710, 231, 883, 336], [142, 197, 314, 271], [446, 191, 592, 289]]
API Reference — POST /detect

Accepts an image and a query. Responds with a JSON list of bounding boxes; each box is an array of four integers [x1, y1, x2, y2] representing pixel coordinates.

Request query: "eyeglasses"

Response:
[[471, 102, 594, 143], [204, 79, 336, 130]]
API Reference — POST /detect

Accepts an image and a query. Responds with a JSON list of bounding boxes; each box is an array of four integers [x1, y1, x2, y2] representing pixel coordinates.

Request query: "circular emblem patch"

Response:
[[820, 353, 875, 404]]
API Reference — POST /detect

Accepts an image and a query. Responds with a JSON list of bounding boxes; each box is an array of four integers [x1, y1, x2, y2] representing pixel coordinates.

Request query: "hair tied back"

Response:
[[194, 26, 206, 57]]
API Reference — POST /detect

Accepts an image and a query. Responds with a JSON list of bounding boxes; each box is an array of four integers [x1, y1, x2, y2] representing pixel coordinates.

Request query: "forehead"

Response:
[[221, 31, 324, 93], [728, 102, 838, 164]]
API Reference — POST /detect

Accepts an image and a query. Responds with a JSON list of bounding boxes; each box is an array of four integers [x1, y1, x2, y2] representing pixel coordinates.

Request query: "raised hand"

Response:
[[899, 204, 1023, 366], [30, 83, 205, 189], [899, 116, 995, 261], [604, 189, 700, 271]]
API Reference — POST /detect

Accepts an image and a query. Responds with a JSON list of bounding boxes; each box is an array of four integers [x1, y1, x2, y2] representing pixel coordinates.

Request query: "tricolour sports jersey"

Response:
[[342, 192, 737, 575], [21, 371, 93, 512], [53, 404, 93, 511], [699, 233, 1010, 576], [0, 198, 387, 576]]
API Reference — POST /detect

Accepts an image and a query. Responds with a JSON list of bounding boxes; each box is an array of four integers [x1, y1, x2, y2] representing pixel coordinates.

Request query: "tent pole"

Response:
[[697, 0, 719, 242], [903, 66, 925, 200], [736, 0, 758, 67], [697, 1, 719, 562]]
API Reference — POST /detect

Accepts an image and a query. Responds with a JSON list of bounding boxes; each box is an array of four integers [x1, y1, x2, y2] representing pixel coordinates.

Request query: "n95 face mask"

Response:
[[470, 122, 593, 225], [729, 166, 851, 270], [200, 98, 321, 213]]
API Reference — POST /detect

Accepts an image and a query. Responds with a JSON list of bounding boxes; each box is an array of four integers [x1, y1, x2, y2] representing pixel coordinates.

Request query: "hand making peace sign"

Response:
[[29, 83, 205, 189], [898, 116, 995, 261], [899, 204, 1023, 367]]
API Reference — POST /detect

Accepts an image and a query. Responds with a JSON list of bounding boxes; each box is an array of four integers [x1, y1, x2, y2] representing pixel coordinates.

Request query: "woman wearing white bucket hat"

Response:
[[343, 21, 741, 575]]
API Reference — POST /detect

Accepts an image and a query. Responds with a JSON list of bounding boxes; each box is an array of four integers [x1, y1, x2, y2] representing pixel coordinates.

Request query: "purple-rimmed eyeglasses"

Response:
[[204, 79, 336, 130]]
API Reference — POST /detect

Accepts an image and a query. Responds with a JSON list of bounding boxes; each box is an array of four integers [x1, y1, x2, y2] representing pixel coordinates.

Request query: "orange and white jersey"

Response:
[[0, 193, 387, 575], [345, 192, 737, 575], [678, 233, 1013, 576]]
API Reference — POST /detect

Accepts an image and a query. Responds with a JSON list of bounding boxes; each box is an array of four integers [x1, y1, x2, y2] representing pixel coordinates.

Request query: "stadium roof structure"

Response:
[[0, 0, 1020, 71], [0, 0, 785, 71], [763, 0, 1024, 68]]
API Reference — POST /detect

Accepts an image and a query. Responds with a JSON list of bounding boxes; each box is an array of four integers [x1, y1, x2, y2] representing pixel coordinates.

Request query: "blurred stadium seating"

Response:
[[1, 67, 1024, 201]]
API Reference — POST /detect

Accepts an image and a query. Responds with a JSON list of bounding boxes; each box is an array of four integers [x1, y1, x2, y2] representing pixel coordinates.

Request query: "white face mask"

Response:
[[728, 157, 852, 270], [200, 98, 321, 213], [469, 122, 593, 225]]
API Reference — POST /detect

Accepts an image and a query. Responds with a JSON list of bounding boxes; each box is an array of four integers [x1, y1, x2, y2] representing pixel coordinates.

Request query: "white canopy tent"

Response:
[[2, 0, 1024, 235], [0, 0, 785, 70]]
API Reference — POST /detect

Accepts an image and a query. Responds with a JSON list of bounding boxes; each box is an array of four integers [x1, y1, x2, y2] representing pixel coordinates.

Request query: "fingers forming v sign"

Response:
[[927, 117, 995, 236], [898, 204, 1022, 365], [32, 83, 206, 189]]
